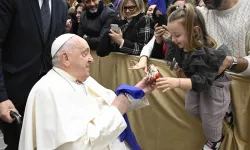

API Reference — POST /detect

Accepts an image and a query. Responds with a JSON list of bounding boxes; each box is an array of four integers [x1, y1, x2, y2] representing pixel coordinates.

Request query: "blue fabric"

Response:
[[148, 0, 167, 15], [115, 84, 145, 150], [115, 84, 145, 99]]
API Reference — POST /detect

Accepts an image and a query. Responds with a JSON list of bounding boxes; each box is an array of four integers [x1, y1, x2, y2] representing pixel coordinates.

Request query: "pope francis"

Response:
[[19, 34, 155, 150]]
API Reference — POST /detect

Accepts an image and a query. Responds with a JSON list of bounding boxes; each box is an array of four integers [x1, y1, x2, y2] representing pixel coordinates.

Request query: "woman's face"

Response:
[[123, 1, 138, 20], [146, 4, 156, 16], [76, 6, 84, 23]]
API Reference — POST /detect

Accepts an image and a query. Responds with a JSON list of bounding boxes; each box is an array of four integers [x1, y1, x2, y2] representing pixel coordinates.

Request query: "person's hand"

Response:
[[65, 19, 72, 33], [161, 25, 171, 42], [109, 29, 124, 46], [129, 56, 148, 73], [154, 24, 165, 44], [218, 56, 233, 74], [0, 100, 19, 123], [156, 77, 179, 92], [135, 77, 156, 94], [198, 0, 205, 7]]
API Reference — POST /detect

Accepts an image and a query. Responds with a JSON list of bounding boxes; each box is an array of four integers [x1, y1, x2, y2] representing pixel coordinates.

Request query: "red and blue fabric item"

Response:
[[115, 84, 145, 150]]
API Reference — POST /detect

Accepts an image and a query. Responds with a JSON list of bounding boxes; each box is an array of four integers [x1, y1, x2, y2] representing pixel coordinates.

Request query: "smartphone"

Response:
[[153, 14, 168, 26], [110, 24, 120, 33]]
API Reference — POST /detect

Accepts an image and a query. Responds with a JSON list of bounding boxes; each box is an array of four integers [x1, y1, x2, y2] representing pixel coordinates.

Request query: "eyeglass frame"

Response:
[[123, 5, 137, 11]]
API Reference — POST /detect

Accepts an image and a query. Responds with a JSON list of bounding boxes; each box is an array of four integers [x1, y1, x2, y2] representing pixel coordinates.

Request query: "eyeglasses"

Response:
[[123, 6, 137, 11]]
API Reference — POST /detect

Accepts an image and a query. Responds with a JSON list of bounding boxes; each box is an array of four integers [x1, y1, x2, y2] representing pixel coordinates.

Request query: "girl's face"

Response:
[[167, 20, 188, 48]]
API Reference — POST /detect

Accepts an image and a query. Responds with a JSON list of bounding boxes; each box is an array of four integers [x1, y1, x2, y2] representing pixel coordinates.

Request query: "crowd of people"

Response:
[[0, 0, 250, 149]]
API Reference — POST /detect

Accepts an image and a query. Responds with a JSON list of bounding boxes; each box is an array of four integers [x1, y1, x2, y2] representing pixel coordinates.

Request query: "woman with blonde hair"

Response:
[[97, 0, 155, 56]]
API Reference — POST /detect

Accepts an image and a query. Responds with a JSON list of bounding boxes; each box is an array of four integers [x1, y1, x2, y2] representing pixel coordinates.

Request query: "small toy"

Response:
[[148, 64, 160, 81]]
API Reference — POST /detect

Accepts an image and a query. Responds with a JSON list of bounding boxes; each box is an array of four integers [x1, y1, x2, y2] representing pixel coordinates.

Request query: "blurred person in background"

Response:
[[77, 0, 117, 50], [97, 0, 155, 56], [66, 3, 86, 34]]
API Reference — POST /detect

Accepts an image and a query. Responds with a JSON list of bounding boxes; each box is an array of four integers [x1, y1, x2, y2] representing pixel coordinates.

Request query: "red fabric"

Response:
[[162, 43, 167, 55]]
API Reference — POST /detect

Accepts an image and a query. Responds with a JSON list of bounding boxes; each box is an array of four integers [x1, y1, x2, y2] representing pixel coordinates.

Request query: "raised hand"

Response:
[[129, 56, 148, 73]]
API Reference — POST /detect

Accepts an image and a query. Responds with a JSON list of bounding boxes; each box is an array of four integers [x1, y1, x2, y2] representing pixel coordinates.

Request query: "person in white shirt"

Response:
[[19, 34, 155, 150], [129, 0, 184, 73]]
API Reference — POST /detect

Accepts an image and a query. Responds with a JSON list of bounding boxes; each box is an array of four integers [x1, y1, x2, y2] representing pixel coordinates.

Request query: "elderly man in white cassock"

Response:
[[19, 33, 155, 150]]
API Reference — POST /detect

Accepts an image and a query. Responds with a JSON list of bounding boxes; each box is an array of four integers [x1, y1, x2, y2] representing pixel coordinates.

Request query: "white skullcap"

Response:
[[51, 33, 75, 58]]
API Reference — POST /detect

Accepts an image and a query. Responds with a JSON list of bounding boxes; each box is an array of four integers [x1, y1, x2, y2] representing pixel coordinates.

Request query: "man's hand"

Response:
[[0, 100, 19, 123], [218, 56, 233, 74], [135, 77, 156, 94]]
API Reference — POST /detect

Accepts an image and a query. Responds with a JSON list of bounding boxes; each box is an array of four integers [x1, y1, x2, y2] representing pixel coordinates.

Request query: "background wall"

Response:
[[90, 51, 250, 150]]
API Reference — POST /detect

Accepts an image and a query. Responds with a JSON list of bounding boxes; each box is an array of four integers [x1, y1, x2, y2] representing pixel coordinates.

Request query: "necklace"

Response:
[[52, 69, 88, 95]]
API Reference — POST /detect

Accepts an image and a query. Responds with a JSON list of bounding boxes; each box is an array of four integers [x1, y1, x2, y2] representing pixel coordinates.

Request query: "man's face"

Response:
[[85, 0, 99, 13], [203, 0, 226, 9], [68, 39, 94, 82], [146, 4, 156, 16]]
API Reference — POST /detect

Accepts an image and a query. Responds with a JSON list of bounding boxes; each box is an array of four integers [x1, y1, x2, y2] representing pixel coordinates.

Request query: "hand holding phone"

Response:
[[110, 24, 120, 33]]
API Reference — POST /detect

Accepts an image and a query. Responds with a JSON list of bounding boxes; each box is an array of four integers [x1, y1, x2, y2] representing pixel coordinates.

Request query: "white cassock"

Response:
[[19, 67, 149, 150]]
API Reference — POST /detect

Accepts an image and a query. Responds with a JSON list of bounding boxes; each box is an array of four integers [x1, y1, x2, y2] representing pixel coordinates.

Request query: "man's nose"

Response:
[[89, 1, 95, 6], [88, 54, 94, 63], [126, 9, 130, 13]]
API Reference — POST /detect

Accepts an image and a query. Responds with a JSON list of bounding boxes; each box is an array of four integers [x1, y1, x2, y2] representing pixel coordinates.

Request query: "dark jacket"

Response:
[[154, 41, 228, 92], [0, 0, 67, 107], [97, 14, 155, 57], [77, 1, 116, 50]]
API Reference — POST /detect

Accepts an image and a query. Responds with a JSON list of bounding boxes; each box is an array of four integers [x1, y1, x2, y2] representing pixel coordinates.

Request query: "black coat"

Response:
[[77, 1, 116, 50], [0, 0, 67, 108], [97, 14, 155, 57]]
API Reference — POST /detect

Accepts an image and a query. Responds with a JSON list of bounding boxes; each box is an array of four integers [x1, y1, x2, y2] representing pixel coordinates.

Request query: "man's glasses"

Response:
[[123, 6, 137, 11]]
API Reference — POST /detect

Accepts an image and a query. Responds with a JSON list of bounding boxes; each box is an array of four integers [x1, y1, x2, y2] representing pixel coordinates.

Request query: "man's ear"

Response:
[[61, 52, 71, 67]]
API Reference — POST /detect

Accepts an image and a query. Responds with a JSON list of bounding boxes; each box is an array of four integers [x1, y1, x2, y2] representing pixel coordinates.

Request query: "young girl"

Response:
[[156, 3, 231, 150]]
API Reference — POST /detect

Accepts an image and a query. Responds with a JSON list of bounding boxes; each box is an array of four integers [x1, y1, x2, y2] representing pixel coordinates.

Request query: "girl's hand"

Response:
[[156, 77, 180, 92], [154, 24, 165, 44], [109, 29, 124, 46], [129, 56, 148, 73]]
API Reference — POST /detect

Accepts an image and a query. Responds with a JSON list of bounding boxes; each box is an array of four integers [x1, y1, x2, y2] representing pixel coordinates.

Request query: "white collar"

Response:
[[52, 67, 77, 82]]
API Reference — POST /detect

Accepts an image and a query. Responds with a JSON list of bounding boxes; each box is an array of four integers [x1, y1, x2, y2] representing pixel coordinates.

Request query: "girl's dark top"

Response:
[[157, 41, 228, 92]]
